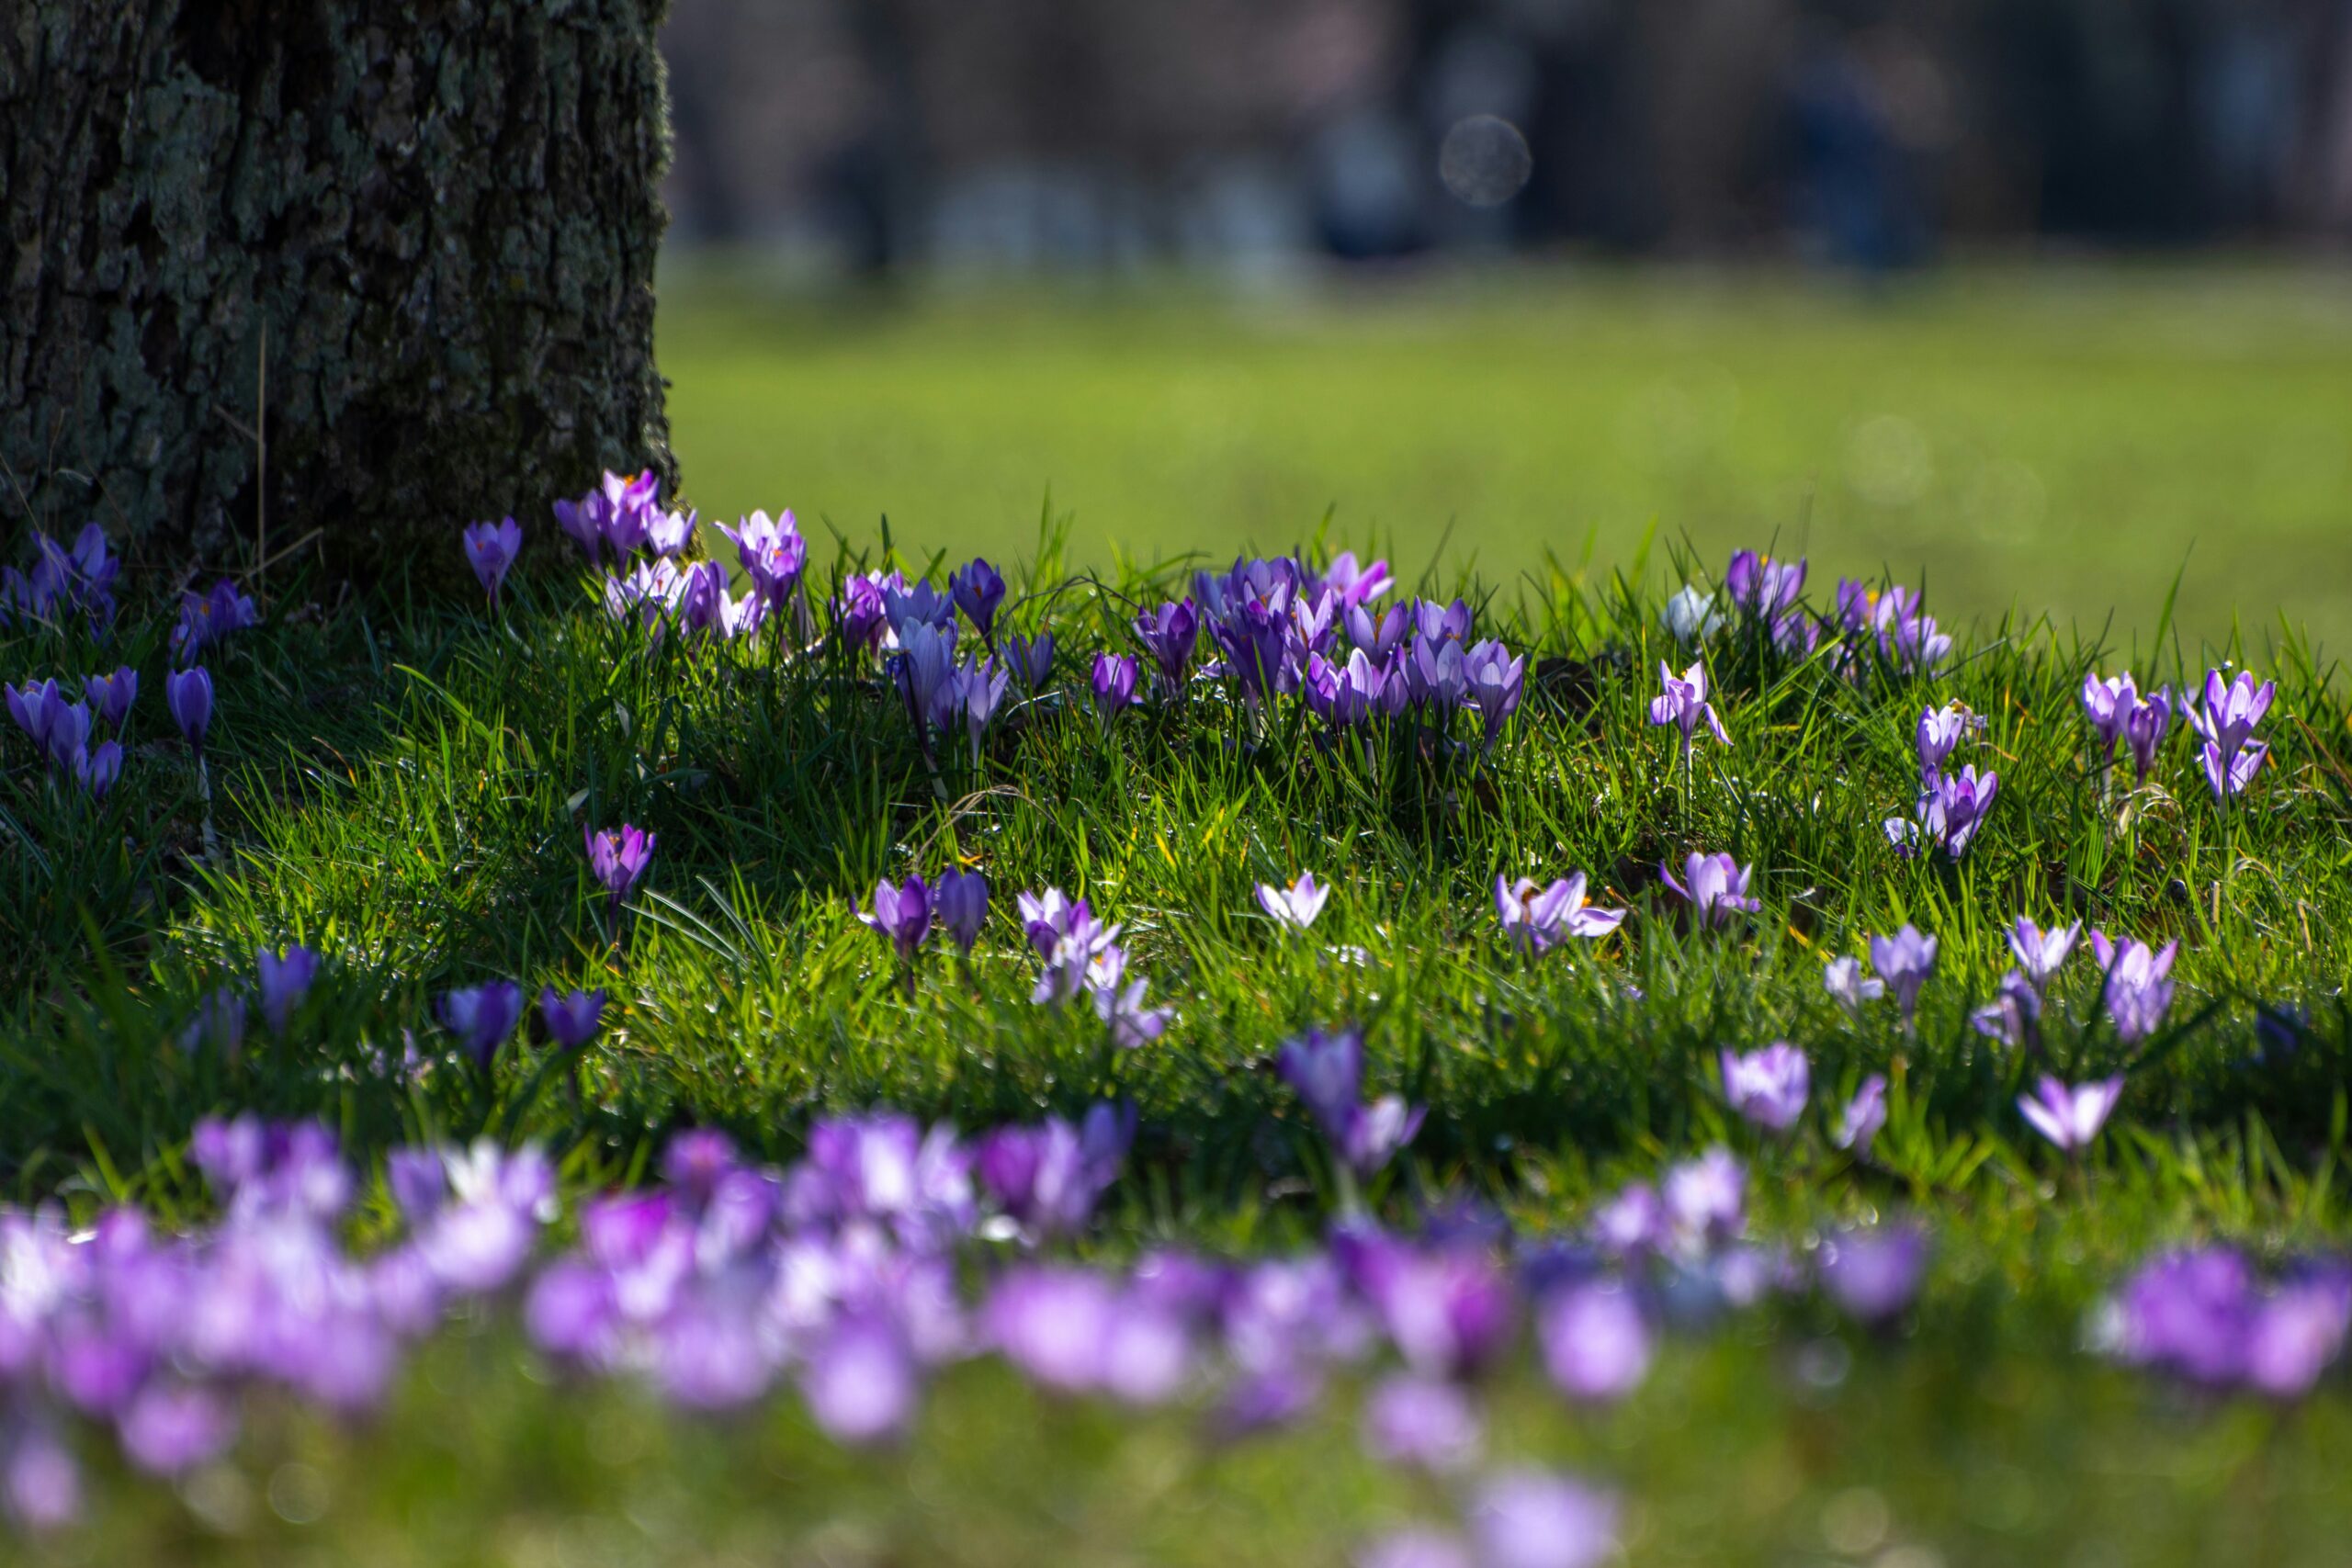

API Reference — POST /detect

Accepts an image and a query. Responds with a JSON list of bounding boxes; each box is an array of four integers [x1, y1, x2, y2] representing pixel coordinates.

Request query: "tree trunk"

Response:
[[0, 1, 676, 592]]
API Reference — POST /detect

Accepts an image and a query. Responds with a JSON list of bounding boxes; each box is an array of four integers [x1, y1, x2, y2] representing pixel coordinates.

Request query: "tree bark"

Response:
[[0, 1, 676, 592]]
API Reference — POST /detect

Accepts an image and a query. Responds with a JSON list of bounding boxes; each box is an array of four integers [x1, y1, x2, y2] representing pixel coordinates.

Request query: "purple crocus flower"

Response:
[[1091, 651, 1137, 723], [2185, 667, 2274, 774], [2009, 917, 2080, 990], [948, 558, 1007, 647], [1018, 887, 1120, 965], [1822, 955, 1884, 1015], [975, 1103, 1130, 1238], [1084, 945, 1171, 1050], [988, 1265, 1138, 1396], [1590, 1183, 1667, 1258], [1868, 924, 1937, 1027], [38, 699, 91, 769], [800, 1314, 919, 1445], [2109, 1247, 2256, 1385], [1410, 595, 1473, 648], [1819, 1223, 1928, 1324], [1406, 633, 1466, 710], [1494, 873, 1627, 953], [1347, 1234, 1514, 1377], [1835, 1074, 1889, 1155], [169, 579, 259, 663], [3, 1424, 83, 1531], [462, 516, 523, 604], [1647, 660, 1729, 755], [2091, 931, 2177, 1042], [1916, 701, 1971, 779], [716, 510, 808, 612], [552, 484, 607, 561], [583, 823, 655, 911], [860, 874, 934, 963], [894, 620, 961, 738], [1345, 601, 1409, 661], [255, 944, 320, 1035], [438, 981, 526, 1066], [2199, 738, 2267, 799], [85, 668, 137, 729], [1278, 1025, 1363, 1133], [5, 678, 62, 747], [934, 867, 989, 953], [1538, 1281, 1654, 1403], [1970, 969, 2042, 1048], [601, 558, 687, 631], [118, 1383, 237, 1477], [1470, 1469, 1620, 1568], [642, 503, 696, 558], [2245, 1270, 2352, 1398], [164, 667, 212, 751], [2124, 688, 2171, 782], [1917, 763, 1999, 854], [1720, 1043, 1810, 1133], [1004, 631, 1055, 694], [1315, 550, 1391, 608], [72, 740, 123, 800], [2082, 670, 2137, 757], [1132, 600, 1201, 694], [1463, 639, 1524, 752], [1361, 1373, 1483, 1472], [1257, 872, 1329, 931], [598, 469, 662, 557], [835, 570, 897, 652], [2018, 1074, 2125, 1153], [961, 655, 1012, 763], [882, 579, 955, 645], [1725, 549, 1805, 619], [539, 987, 605, 1050], [1277, 1027, 1425, 1177], [1658, 852, 1758, 927]]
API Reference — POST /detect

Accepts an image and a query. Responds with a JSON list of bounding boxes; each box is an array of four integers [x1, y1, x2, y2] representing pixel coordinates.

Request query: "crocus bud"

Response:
[[165, 667, 213, 751]]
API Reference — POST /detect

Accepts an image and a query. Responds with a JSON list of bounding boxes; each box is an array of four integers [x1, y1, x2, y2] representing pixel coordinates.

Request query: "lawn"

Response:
[[2, 266, 2350, 1563], [662, 260, 2352, 660]]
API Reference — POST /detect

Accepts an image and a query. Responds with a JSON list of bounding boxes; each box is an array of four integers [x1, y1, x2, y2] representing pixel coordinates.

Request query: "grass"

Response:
[[4, 267, 2352, 1562], [660, 259, 2352, 658]]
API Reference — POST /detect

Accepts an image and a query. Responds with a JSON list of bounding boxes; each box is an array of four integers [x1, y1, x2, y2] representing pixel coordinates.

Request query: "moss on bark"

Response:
[[1, 1, 675, 591]]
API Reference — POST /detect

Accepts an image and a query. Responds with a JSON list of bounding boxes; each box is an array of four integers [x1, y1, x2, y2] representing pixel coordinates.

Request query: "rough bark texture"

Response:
[[1, 1, 675, 590]]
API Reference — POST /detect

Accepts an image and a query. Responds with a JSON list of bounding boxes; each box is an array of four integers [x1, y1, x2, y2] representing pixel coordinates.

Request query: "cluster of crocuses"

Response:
[[1883, 697, 2000, 857], [0, 1117, 562, 1531], [1017, 886, 1173, 1048], [2100, 1245, 2352, 1399], [5, 670, 133, 799], [1819, 916, 2169, 1109], [0, 1101, 1954, 1542], [2083, 664, 2274, 804], [843, 566, 1028, 765], [1, 525, 120, 632], [171, 942, 608, 1068], [850, 865, 1174, 1047], [6, 662, 219, 801], [521, 470, 808, 641], [2, 526, 247, 799], [1187, 555, 1525, 751], [1667, 550, 1953, 677], [1489, 852, 1759, 952]]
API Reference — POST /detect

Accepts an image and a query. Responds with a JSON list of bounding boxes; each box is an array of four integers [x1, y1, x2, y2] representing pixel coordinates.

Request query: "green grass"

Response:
[[6, 271, 2352, 1560], [661, 260, 2352, 658]]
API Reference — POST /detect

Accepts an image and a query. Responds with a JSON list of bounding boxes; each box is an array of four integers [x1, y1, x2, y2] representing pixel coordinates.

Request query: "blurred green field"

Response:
[[661, 260, 2352, 660]]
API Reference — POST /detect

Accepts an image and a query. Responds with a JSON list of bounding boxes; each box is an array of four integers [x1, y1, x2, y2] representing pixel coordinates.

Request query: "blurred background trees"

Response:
[[659, 0, 2352, 274]]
